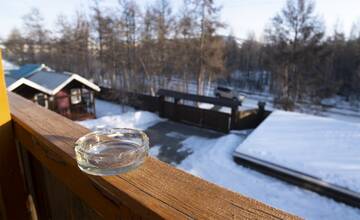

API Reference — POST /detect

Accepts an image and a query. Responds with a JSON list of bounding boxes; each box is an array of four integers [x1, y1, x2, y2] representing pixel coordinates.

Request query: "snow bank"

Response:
[[235, 110, 360, 193], [95, 99, 133, 117], [80, 111, 162, 131], [2, 59, 18, 72], [177, 133, 360, 220], [79, 99, 163, 131], [149, 145, 161, 157], [198, 103, 214, 109]]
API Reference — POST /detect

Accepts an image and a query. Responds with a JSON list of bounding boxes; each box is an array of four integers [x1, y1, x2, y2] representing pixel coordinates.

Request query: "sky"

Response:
[[1, 0, 360, 40]]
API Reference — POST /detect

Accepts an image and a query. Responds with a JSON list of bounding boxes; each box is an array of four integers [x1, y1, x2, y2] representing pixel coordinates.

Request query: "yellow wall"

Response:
[[0, 50, 11, 124]]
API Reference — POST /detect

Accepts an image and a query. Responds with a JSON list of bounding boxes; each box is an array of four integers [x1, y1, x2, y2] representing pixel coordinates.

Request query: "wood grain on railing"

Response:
[[9, 92, 300, 220]]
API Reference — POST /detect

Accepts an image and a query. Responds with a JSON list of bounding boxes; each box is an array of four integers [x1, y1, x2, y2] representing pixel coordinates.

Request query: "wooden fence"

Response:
[[161, 101, 231, 132], [97, 87, 269, 133]]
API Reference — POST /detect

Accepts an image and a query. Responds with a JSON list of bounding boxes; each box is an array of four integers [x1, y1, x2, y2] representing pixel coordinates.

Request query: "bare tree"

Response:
[[91, 0, 114, 84], [138, 6, 157, 94], [192, 0, 225, 95], [117, 0, 141, 91], [3, 29, 26, 64], [265, 0, 325, 109], [22, 8, 50, 63]]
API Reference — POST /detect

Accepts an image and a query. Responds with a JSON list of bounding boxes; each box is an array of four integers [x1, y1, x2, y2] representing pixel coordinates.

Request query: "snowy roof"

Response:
[[27, 71, 72, 91], [7, 70, 100, 95], [10, 64, 50, 79], [234, 110, 360, 193]]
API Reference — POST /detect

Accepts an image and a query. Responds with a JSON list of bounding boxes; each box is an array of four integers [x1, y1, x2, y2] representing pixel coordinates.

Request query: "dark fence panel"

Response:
[[162, 102, 230, 132], [163, 102, 175, 119], [176, 104, 202, 125], [202, 109, 230, 132], [130, 93, 159, 112]]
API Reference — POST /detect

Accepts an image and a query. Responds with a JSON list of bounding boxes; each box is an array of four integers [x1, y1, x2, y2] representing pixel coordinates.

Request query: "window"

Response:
[[34, 93, 48, 108], [217, 87, 231, 92], [70, 88, 82, 104], [81, 88, 92, 104]]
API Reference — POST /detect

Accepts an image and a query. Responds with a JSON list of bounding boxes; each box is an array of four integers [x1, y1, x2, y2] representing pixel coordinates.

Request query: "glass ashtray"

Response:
[[75, 128, 149, 176]]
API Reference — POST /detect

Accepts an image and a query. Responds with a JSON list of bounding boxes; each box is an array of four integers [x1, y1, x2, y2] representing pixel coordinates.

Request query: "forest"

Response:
[[3, 0, 360, 109]]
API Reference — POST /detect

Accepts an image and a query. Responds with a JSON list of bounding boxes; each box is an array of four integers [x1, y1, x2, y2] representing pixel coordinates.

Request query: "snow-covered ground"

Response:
[[2, 59, 18, 73], [164, 132, 360, 220], [235, 110, 360, 193], [79, 99, 360, 220], [79, 99, 164, 131]]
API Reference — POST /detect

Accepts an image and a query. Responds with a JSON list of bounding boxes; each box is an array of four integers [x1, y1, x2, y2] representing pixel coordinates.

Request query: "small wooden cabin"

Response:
[[6, 66, 100, 120]]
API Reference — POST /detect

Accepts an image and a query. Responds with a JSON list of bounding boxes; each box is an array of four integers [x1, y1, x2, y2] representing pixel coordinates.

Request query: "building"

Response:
[[5, 64, 100, 120]]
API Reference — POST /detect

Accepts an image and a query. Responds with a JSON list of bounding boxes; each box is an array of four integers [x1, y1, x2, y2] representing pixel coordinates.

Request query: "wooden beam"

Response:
[[233, 152, 360, 209], [0, 51, 29, 219], [9, 92, 299, 219], [158, 89, 241, 107]]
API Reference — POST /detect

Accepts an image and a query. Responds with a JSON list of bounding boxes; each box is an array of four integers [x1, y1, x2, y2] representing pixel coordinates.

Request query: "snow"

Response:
[[322, 107, 360, 123], [79, 111, 161, 131], [235, 110, 360, 193], [177, 132, 360, 220], [165, 131, 187, 139], [80, 99, 360, 219], [149, 145, 161, 157], [78, 99, 164, 131], [198, 102, 214, 109], [2, 59, 18, 72], [95, 99, 133, 117]]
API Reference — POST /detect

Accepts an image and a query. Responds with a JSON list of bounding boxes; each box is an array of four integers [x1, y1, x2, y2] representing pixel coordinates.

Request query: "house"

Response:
[[5, 64, 100, 120]]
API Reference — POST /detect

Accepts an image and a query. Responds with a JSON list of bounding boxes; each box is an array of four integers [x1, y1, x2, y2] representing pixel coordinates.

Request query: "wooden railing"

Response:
[[4, 92, 299, 219]]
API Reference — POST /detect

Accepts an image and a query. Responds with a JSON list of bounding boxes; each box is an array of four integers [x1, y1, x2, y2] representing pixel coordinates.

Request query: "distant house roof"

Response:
[[5, 75, 17, 86], [10, 64, 51, 79], [27, 71, 72, 91], [7, 70, 100, 95]]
